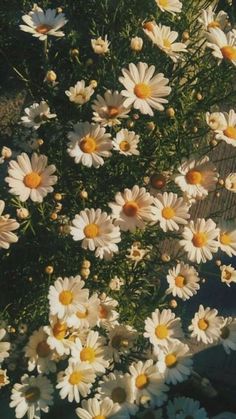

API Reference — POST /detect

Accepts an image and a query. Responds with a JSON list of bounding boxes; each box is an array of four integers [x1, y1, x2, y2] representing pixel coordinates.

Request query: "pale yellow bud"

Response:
[[16, 207, 29, 220], [130, 36, 143, 52], [1, 146, 12, 159], [161, 253, 170, 262], [80, 268, 90, 279], [45, 266, 54, 274], [169, 299, 177, 308], [89, 79, 98, 88], [80, 190, 88, 199], [54, 193, 63, 201], [46, 70, 57, 82], [166, 107, 175, 118], [82, 260, 91, 268]]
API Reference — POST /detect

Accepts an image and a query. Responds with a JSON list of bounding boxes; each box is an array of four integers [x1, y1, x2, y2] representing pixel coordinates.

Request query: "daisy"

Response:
[[166, 263, 200, 301], [198, 6, 229, 31], [214, 109, 236, 146], [20, 101, 56, 130], [48, 275, 89, 321], [20, 4, 67, 41], [153, 192, 190, 232], [44, 317, 71, 356], [144, 308, 183, 348], [24, 327, 56, 374], [155, 0, 182, 15], [76, 398, 120, 419], [225, 172, 236, 193], [67, 122, 112, 168], [91, 35, 110, 54], [180, 218, 219, 264], [206, 28, 236, 66], [0, 369, 9, 388], [126, 242, 149, 267], [167, 397, 208, 419], [70, 331, 109, 374], [189, 305, 224, 344], [65, 80, 94, 105], [0, 328, 10, 363], [68, 293, 100, 329], [144, 24, 186, 62], [97, 296, 119, 328], [206, 111, 227, 131], [56, 359, 95, 402], [70, 208, 121, 259], [109, 185, 155, 232], [155, 341, 193, 385], [218, 224, 236, 256], [10, 374, 53, 419], [119, 62, 171, 116], [97, 371, 138, 417], [112, 129, 140, 156], [174, 156, 218, 199], [92, 90, 131, 127], [220, 264, 236, 287], [129, 360, 169, 407], [220, 317, 236, 354], [0, 200, 19, 249], [107, 324, 138, 362]]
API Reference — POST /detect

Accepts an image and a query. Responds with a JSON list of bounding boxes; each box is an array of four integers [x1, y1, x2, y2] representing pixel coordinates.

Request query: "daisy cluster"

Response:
[[0, 0, 236, 418]]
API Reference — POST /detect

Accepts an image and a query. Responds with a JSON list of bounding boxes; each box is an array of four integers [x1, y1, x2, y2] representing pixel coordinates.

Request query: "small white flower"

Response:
[[220, 264, 236, 287], [92, 90, 131, 127], [76, 397, 120, 419], [113, 129, 140, 156], [153, 192, 190, 232], [213, 110, 236, 146], [189, 304, 224, 344], [126, 243, 149, 267], [155, 0, 182, 15], [91, 35, 110, 54], [166, 263, 200, 300], [220, 317, 236, 354], [0, 201, 19, 249], [65, 80, 94, 105], [97, 296, 119, 328], [0, 328, 10, 363], [144, 24, 186, 62], [225, 172, 236, 193], [198, 6, 229, 31], [144, 308, 183, 348], [206, 28, 236, 66], [167, 396, 208, 419], [21, 101, 56, 130], [218, 224, 236, 256], [107, 324, 138, 362], [130, 36, 143, 51], [24, 327, 56, 374], [68, 293, 100, 329], [109, 276, 125, 291], [0, 369, 9, 388], [206, 111, 227, 131]]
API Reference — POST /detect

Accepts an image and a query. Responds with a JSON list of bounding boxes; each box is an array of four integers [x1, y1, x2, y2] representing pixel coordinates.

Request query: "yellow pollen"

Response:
[[223, 126, 236, 139], [221, 46, 236, 61], [155, 324, 168, 339], [76, 309, 88, 319], [84, 223, 99, 238], [93, 416, 106, 419], [198, 318, 209, 331], [119, 140, 130, 152], [162, 206, 175, 220], [36, 341, 51, 358], [69, 371, 84, 385], [36, 24, 52, 34], [186, 170, 203, 185], [24, 172, 41, 189], [80, 136, 97, 153], [175, 275, 186, 288], [134, 83, 151, 99], [159, 0, 168, 6], [111, 387, 127, 403], [223, 270, 232, 281], [0, 374, 6, 384], [207, 21, 220, 29], [107, 106, 119, 117], [99, 305, 108, 319], [220, 232, 231, 245], [165, 353, 177, 368], [192, 232, 207, 248], [123, 201, 139, 217], [80, 347, 96, 363], [53, 321, 67, 340], [25, 387, 41, 402], [143, 21, 154, 32], [59, 290, 73, 305], [135, 373, 149, 389], [163, 38, 172, 49], [132, 249, 141, 257]]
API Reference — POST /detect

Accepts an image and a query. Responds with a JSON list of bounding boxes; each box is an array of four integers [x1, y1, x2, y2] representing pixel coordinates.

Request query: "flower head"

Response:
[[65, 80, 94, 105], [0, 201, 19, 249], [91, 35, 110, 54], [21, 101, 56, 130], [189, 305, 223, 344]]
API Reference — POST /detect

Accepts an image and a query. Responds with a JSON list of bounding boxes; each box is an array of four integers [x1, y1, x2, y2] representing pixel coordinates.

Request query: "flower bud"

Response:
[[80, 190, 88, 199], [80, 268, 90, 279], [45, 266, 54, 274], [169, 299, 177, 308], [54, 193, 63, 201], [89, 79, 98, 88], [82, 260, 91, 268], [130, 36, 143, 52], [161, 253, 170, 262], [143, 21, 155, 32], [17, 207, 29, 220], [1, 146, 12, 159], [150, 173, 166, 190], [45, 70, 57, 82], [70, 48, 79, 57], [166, 107, 175, 118]]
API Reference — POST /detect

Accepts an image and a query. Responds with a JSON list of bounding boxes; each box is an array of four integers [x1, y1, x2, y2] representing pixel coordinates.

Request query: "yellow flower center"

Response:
[[119, 140, 131, 152], [163, 38, 172, 49], [25, 386, 41, 402], [24, 172, 41, 189], [198, 318, 209, 330], [186, 170, 202, 185], [207, 21, 220, 29], [36, 24, 52, 34], [155, 324, 168, 339], [80, 347, 96, 362], [221, 46, 236, 61], [123, 201, 139, 217], [223, 126, 236, 139], [135, 373, 149, 389], [143, 21, 155, 32], [80, 136, 97, 153], [69, 371, 84, 385], [0, 374, 6, 385], [53, 321, 67, 340], [223, 269, 232, 281], [36, 341, 51, 358], [220, 232, 231, 245], [134, 83, 151, 99], [162, 206, 175, 219], [84, 223, 99, 238], [99, 305, 108, 319], [76, 309, 88, 319], [221, 326, 230, 339], [107, 106, 119, 117], [132, 249, 141, 257], [175, 275, 186, 288], [111, 387, 127, 403], [159, 0, 168, 6], [93, 416, 106, 419], [192, 232, 207, 248], [165, 353, 177, 368], [59, 290, 73, 305]]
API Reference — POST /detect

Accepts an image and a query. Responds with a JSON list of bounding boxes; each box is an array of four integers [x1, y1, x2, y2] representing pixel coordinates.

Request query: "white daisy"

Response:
[[56, 359, 95, 402], [67, 122, 112, 168], [109, 185, 155, 232], [166, 263, 200, 301], [44, 317, 71, 356], [214, 110, 236, 146], [65, 80, 94, 105], [48, 275, 89, 320], [107, 324, 138, 362], [20, 101, 56, 130], [70, 331, 109, 374], [126, 243, 149, 267], [198, 6, 229, 31], [0, 369, 9, 388], [70, 208, 121, 259], [91, 35, 110, 54], [153, 192, 190, 232], [76, 397, 120, 419], [225, 172, 236, 193], [155, 341, 193, 385], [97, 296, 119, 328], [24, 327, 56, 374], [220, 317, 236, 354], [5, 152, 57, 203], [129, 360, 169, 407], [218, 224, 236, 256], [180, 218, 219, 264], [113, 129, 140, 156], [119, 62, 171, 116], [167, 397, 208, 419], [92, 90, 131, 127], [10, 374, 53, 419], [220, 264, 236, 287], [97, 371, 138, 417], [155, 0, 182, 15], [0, 328, 10, 363], [144, 24, 186, 62], [189, 305, 224, 344], [0, 200, 19, 249], [144, 308, 183, 348], [174, 156, 218, 199], [206, 28, 236, 66], [68, 293, 100, 329], [20, 4, 67, 41], [206, 111, 227, 131]]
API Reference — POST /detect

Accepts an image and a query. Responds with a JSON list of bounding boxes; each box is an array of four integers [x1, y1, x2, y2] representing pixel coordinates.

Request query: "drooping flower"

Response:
[[20, 101, 56, 130], [206, 28, 236, 66], [24, 327, 56, 374], [144, 24, 186, 62], [0, 201, 19, 250], [198, 6, 229, 31]]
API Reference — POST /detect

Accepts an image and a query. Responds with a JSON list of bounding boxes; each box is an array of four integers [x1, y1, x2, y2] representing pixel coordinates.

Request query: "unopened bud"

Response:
[[80, 268, 90, 279], [89, 79, 97, 88], [1, 146, 12, 159], [169, 299, 177, 308], [45, 70, 57, 82], [166, 107, 175, 118], [17, 207, 29, 220], [161, 253, 170, 262], [82, 260, 91, 268], [45, 265, 54, 275], [50, 212, 58, 221], [70, 48, 79, 57], [80, 190, 88, 199], [130, 36, 143, 52], [182, 31, 190, 41], [54, 193, 63, 201]]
